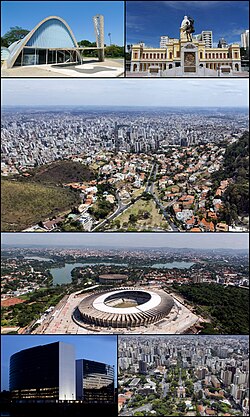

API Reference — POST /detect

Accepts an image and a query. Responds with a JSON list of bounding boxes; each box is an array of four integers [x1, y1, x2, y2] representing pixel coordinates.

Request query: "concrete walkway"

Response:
[[2, 59, 124, 77]]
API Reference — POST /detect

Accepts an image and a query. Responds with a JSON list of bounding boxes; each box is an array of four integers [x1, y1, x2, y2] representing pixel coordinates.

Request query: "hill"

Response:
[[26, 160, 95, 185], [1, 179, 80, 231]]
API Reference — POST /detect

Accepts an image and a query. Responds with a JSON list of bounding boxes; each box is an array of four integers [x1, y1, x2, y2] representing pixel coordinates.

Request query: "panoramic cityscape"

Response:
[[1, 233, 248, 336], [1, 79, 249, 233], [118, 335, 249, 416]]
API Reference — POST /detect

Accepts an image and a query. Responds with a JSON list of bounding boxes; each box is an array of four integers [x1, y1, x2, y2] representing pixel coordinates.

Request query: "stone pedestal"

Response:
[[181, 43, 198, 73]]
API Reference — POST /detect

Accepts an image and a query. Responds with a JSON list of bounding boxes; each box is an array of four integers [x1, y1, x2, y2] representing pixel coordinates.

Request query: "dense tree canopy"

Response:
[[212, 131, 249, 220], [2, 26, 29, 47], [78, 39, 124, 58], [172, 282, 249, 334]]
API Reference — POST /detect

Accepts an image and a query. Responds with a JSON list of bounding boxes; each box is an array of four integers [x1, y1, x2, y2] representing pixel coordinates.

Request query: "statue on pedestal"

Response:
[[181, 15, 195, 41]]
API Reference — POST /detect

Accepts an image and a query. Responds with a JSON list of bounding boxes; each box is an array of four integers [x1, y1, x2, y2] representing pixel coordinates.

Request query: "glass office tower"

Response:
[[10, 341, 76, 401], [76, 359, 115, 403]]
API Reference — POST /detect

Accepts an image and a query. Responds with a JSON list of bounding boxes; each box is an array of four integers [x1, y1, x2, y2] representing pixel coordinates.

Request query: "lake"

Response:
[[49, 261, 194, 285]]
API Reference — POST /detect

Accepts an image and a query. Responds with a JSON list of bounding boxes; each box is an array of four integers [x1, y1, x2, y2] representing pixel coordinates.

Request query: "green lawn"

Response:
[[113, 198, 169, 231]]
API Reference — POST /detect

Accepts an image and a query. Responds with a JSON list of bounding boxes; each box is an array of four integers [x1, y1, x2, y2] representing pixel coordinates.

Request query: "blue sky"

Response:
[[126, 1, 249, 47], [1, 335, 117, 391], [1, 232, 249, 249], [1, 79, 249, 108], [1, 1, 124, 45]]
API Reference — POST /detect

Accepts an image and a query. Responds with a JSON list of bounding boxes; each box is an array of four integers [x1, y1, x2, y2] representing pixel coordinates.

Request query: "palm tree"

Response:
[[108, 32, 112, 45]]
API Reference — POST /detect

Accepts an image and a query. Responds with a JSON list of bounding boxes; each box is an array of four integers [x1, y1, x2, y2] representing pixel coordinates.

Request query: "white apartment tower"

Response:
[[241, 30, 249, 48], [202, 31, 213, 48], [160, 36, 170, 48]]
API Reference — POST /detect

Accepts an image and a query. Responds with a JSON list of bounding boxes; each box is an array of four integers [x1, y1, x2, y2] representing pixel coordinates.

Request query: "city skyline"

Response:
[[126, 1, 249, 46], [1, 232, 249, 250], [1, 1, 124, 45], [1, 335, 117, 391], [1, 79, 249, 107]]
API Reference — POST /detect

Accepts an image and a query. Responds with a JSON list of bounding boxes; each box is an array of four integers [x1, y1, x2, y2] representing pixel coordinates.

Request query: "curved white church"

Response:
[[4, 15, 104, 68]]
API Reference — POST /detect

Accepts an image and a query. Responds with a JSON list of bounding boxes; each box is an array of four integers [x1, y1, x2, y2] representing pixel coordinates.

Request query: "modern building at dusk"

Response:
[[76, 359, 115, 403], [9, 341, 76, 401], [9, 340, 115, 404]]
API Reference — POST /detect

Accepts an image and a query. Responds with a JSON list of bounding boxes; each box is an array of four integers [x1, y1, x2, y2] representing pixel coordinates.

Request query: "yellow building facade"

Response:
[[130, 23, 241, 76]]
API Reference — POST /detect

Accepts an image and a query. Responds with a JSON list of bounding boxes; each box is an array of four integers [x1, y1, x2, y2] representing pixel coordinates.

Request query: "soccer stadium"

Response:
[[74, 288, 175, 329]]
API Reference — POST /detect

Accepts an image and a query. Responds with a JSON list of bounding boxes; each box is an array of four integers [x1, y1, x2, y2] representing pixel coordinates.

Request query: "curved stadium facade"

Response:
[[74, 288, 175, 329], [5, 15, 104, 68]]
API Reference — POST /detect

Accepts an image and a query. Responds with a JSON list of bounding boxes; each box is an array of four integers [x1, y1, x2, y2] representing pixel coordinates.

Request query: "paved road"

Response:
[[162, 381, 170, 398], [152, 191, 179, 231], [91, 190, 140, 231], [147, 163, 179, 231], [120, 403, 152, 416], [92, 161, 179, 232], [92, 163, 156, 231], [145, 162, 156, 193], [132, 404, 153, 414]]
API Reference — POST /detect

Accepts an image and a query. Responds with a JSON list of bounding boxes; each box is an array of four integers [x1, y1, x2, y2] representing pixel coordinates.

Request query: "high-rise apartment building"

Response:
[[241, 30, 249, 49], [218, 38, 228, 48], [139, 360, 148, 374], [160, 36, 170, 48], [221, 369, 233, 386], [201, 31, 213, 48]]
